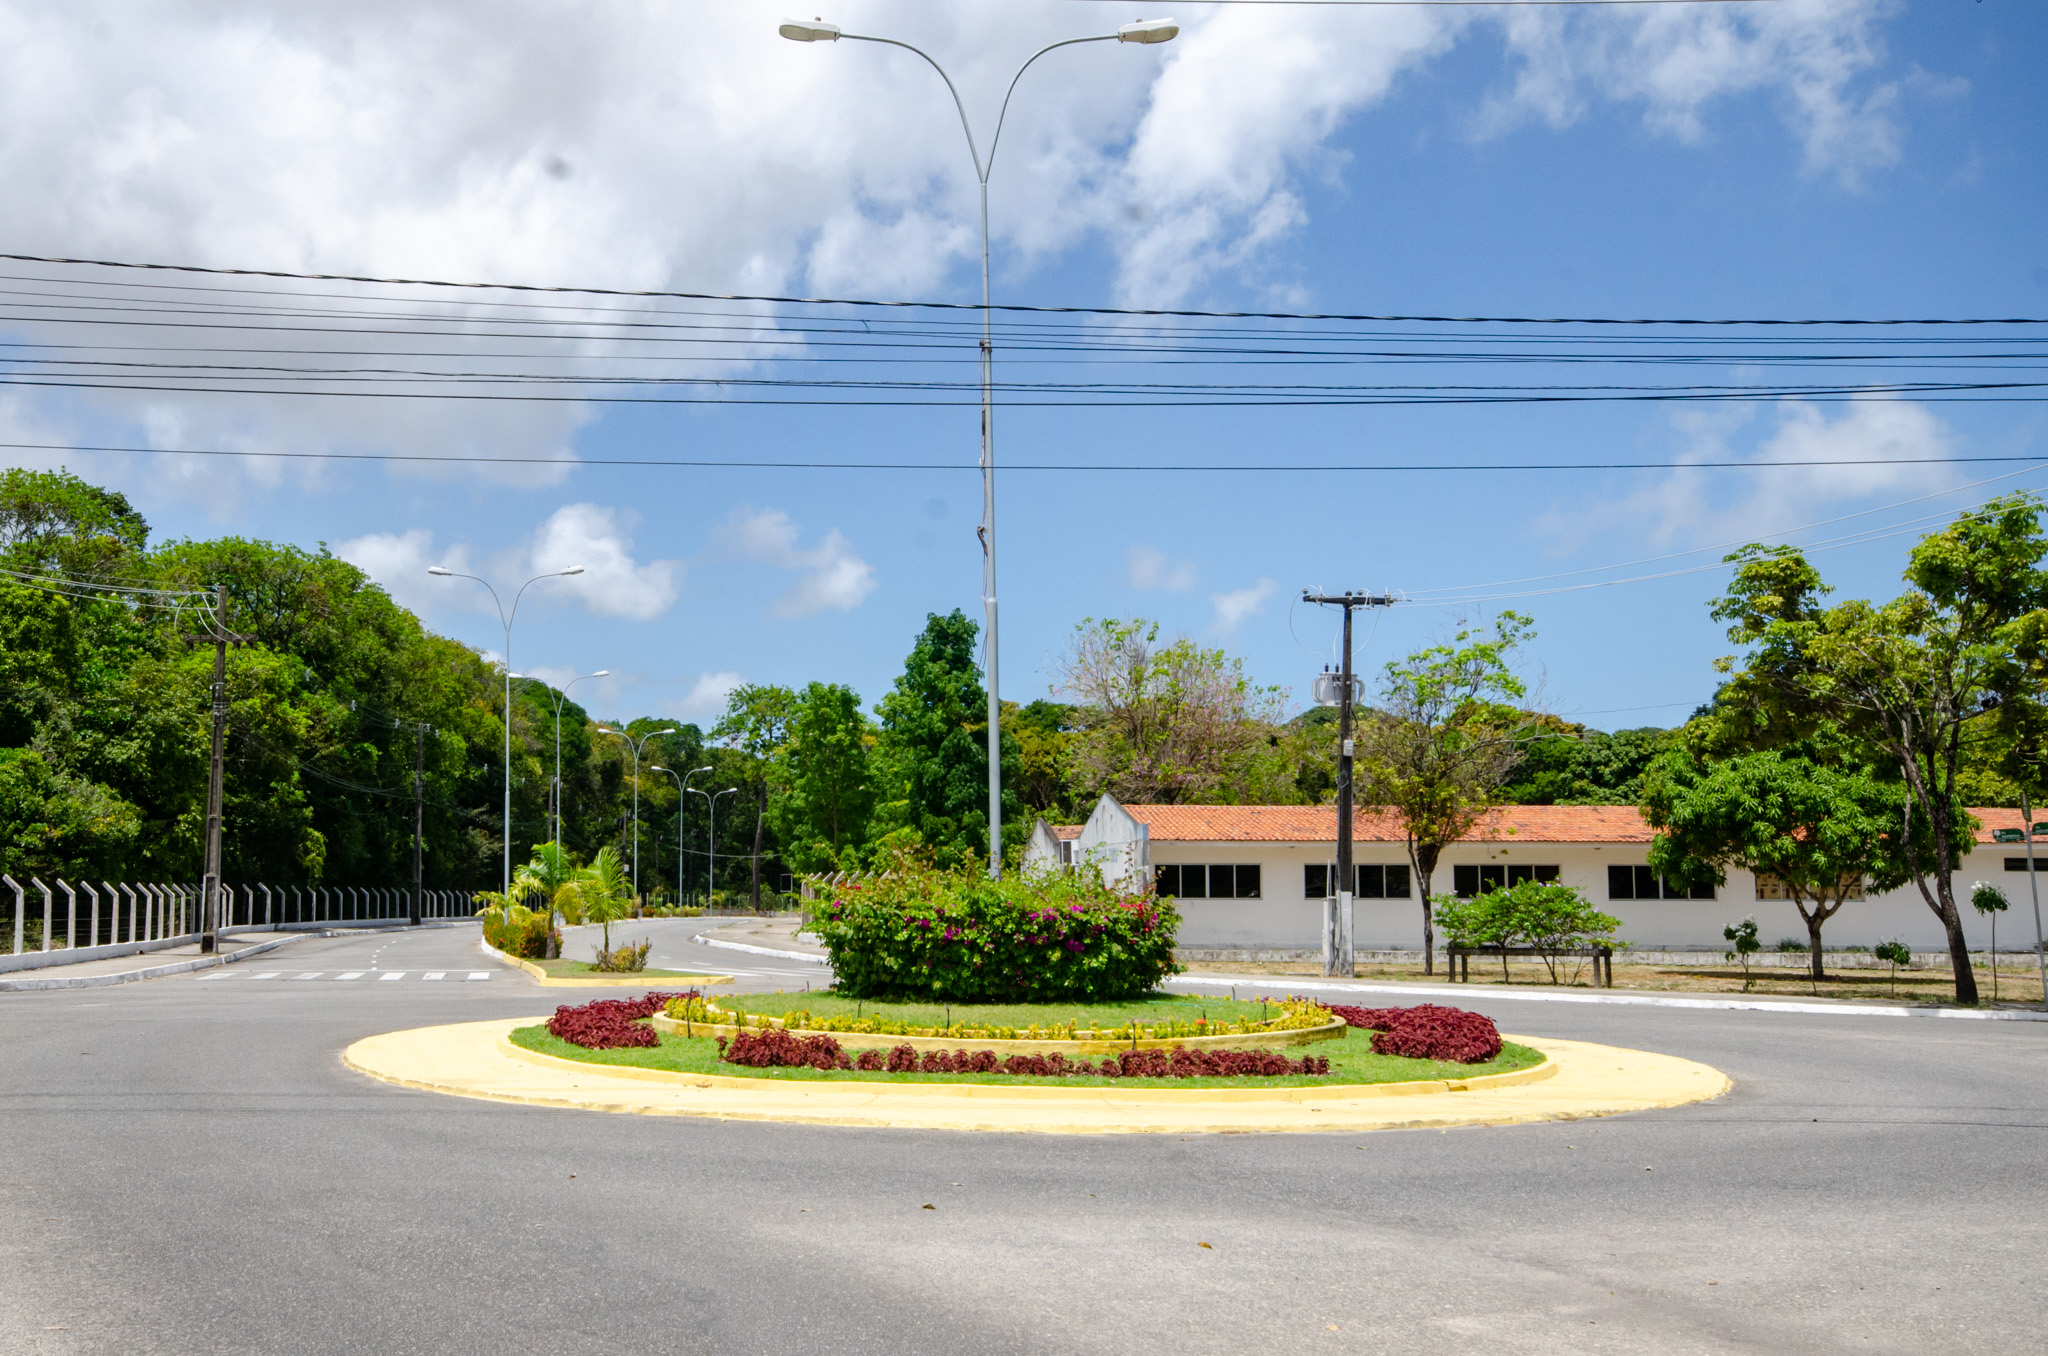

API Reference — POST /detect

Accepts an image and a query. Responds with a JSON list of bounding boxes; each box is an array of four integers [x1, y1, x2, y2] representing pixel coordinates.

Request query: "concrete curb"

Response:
[[476, 935, 734, 986], [1173, 974, 2048, 1022], [693, 934, 829, 964], [0, 933, 310, 991], [342, 1018, 1730, 1134]]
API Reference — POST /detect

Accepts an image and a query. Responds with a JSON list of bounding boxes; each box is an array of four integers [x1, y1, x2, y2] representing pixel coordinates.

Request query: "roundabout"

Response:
[[341, 1015, 1730, 1133]]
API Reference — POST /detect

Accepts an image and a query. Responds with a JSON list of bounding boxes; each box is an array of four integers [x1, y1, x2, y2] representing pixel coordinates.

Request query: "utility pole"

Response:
[[1303, 590, 1397, 978], [184, 584, 250, 955], [411, 721, 428, 927]]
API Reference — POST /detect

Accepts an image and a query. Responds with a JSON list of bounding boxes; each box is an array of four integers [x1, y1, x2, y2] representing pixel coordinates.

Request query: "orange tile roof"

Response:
[[1047, 803, 2029, 846]]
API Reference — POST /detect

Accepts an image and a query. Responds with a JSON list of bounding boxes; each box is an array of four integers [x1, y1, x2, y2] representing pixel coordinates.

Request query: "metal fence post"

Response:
[[4, 874, 20, 955]]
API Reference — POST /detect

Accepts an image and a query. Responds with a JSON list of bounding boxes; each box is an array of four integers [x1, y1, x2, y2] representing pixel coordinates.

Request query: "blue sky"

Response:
[[1, 0, 2042, 732]]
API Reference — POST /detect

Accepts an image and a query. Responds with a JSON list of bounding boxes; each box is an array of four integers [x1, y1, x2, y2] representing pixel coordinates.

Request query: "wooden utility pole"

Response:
[[184, 585, 250, 955], [1302, 591, 1397, 977]]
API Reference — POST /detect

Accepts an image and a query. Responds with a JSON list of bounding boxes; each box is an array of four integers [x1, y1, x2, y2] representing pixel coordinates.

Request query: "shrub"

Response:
[[838, 1043, 1328, 1079], [1433, 881, 1623, 983], [718, 1028, 852, 1070], [595, 938, 651, 973], [1874, 937, 1912, 997], [1325, 1003, 1502, 1064], [547, 991, 693, 1049], [810, 861, 1181, 1002], [481, 902, 558, 959], [1776, 937, 1809, 953]]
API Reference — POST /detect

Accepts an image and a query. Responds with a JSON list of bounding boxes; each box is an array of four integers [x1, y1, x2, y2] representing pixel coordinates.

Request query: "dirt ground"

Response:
[[1183, 957, 2048, 1007]]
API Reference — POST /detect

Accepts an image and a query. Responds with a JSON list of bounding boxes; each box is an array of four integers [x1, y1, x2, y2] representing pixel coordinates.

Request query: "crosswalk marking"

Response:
[[377, 971, 405, 981], [334, 972, 365, 981], [423, 972, 446, 981], [292, 972, 324, 980], [198, 968, 497, 985], [248, 972, 281, 980], [465, 972, 490, 981]]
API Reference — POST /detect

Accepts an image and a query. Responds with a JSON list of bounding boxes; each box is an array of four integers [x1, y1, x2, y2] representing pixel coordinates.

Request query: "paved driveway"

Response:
[[3, 921, 2042, 1354]]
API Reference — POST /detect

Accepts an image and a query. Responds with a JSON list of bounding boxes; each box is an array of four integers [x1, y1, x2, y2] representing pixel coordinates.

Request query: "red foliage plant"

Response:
[[720, 1038, 1329, 1079], [546, 991, 696, 1050], [1326, 1003, 1501, 1064]]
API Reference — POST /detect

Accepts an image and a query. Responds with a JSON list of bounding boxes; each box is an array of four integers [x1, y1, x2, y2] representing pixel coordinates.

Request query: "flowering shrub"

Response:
[[546, 991, 695, 1049], [722, 1038, 1328, 1078], [481, 902, 558, 959], [809, 862, 1181, 1002], [1327, 1003, 1502, 1064], [594, 938, 651, 973], [664, 993, 1330, 1042]]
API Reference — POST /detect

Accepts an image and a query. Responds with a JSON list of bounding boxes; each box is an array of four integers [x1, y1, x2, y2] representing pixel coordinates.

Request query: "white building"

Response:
[[1024, 798, 2036, 954]]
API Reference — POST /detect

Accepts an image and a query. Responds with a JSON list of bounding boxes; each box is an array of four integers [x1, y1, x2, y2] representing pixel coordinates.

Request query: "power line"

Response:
[[3, 251, 2039, 327], [10, 439, 2048, 474]]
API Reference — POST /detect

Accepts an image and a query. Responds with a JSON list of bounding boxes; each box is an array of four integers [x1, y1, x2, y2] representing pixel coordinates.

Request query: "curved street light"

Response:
[[429, 565, 584, 895], [689, 777, 737, 911], [599, 725, 678, 901], [649, 764, 713, 908], [780, 16, 1177, 877], [519, 669, 611, 848]]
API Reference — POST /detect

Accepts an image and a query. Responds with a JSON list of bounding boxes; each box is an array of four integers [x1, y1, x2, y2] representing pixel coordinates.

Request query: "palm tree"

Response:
[[572, 845, 634, 958], [513, 841, 585, 925]]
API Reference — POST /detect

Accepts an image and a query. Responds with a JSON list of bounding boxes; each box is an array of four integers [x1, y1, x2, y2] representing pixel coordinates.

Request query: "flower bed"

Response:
[[664, 993, 1331, 1045], [547, 991, 697, 1049], [716, 1027, 1331, 1079], [1325, 1003, 1503, 1064]]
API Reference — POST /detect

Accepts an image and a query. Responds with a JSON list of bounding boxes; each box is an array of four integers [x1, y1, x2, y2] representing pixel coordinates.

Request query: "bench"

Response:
[[1447, 944, 1614, 988]]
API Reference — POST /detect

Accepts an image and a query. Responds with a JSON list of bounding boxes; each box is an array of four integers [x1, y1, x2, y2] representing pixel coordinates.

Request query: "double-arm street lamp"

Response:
[[780, 15, 1178, 878], [599, 724, 678, 901], [525, 668, 609, 848], [429, 565, 584, 895], [649, 764, 712, 907], [689, 777, 736, 908]]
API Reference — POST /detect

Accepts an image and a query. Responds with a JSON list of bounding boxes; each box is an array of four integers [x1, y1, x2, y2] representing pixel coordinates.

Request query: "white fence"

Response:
[[0, 875, 475, 974]]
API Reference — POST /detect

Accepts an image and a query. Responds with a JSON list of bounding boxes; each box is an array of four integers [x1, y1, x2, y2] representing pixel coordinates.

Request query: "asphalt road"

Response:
[[3, 918, 2044, 1355]]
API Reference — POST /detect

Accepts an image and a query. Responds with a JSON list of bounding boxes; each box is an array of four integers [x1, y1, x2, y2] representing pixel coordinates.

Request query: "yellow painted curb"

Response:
[[480, 939, 733, 987], [341, 1017, 1730, 1135], [647, 1010, 1346, 1054]]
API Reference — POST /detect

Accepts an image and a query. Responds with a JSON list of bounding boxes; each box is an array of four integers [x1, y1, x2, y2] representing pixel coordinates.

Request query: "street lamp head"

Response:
[[559, 565, 585, 576], [655, 728, 679, 736], [427, 566, 453, 576], [779, 17, 841, 41], [591, 669, 611, 677], [1116, 18, 1179, 43], [650, 765, 668, 773], [597, 726, 616, 735]]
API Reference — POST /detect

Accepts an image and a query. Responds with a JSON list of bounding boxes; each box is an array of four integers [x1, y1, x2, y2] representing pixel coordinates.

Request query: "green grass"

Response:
[[525, 958, 720, 980], [715, 989, 1290, 1031], [508, 1024, 1544, 1090]]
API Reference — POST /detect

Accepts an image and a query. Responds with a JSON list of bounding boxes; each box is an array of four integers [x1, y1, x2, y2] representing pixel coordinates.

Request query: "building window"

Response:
[[1609, 865, 1715, 901], [2010, 858, 2041, 873], [1452, 864, 1559, 898], [1356, 864, 1412, 899], [1304, 864, 1328, 899], [1753, 873, 1861, 901], [1158, 864, 1260, 899], [1059, 839, 1073, 867]]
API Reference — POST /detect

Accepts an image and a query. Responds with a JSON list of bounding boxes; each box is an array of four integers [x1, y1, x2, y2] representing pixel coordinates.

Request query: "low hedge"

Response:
[[810, 863, 1180, 1003], [481, 903, 558, 960], [1326, 1003, 1503, 1064], [547, 991, 696, 1049], [715, 1028, 1331, 1078]]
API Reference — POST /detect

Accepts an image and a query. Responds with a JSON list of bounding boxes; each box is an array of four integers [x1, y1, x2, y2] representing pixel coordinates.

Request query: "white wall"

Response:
[[1154, 839, 2038, 951]]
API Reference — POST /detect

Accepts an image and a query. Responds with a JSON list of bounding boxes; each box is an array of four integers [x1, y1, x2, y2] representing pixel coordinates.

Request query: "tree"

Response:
[[1874, 938, 1912, 997], [1356, 612, 1538, 974], [714, 683, 798, 907], [1723, 916, 1761, 991], [1502, 722, 1677, 805], [1008, 699, 1081, 824], [871, 610, 1018, 870], [1431, 879, 1620, 984], [1970, 881, 2009, 1003], [1643, 750, 1913, 986], [770, 682, 874, 873], [569, 844, 634, 957], [1053, 617, 1291, 805], [1707, 493, 2048, 1003]]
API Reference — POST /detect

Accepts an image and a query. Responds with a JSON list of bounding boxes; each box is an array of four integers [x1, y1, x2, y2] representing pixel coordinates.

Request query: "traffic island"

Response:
[[341, 1017, 1729, 1134]]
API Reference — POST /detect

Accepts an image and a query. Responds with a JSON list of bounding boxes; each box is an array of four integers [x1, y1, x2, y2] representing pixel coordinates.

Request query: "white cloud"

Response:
[[518, 503, 681, 621], [1211, 577, 1281, 634], [1127, 544, 1197, 591], [1538, 395, 1956, 553], [712, 506, 876, 617], [675, 671, 745, 724], [333, 527, 472, 617]]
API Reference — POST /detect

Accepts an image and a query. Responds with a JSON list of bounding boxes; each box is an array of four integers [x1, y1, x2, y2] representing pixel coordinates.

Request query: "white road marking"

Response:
[[334, 972, 365, 980], [423, 972, 446, 981], [197, 973, 230, 981], [377, 971, 405, 981], [465, 972, 490, 981], [292, 973, 324, 980]]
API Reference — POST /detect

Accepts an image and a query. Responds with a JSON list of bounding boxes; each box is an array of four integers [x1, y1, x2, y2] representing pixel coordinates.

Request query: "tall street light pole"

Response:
[[780, 15, 1179, 878], [599, 725, 678, 901], [535, 669, 609, 847], [429, 565, 584, 897], [690, 779, 736, 909], [649, 764, 709, 908]]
